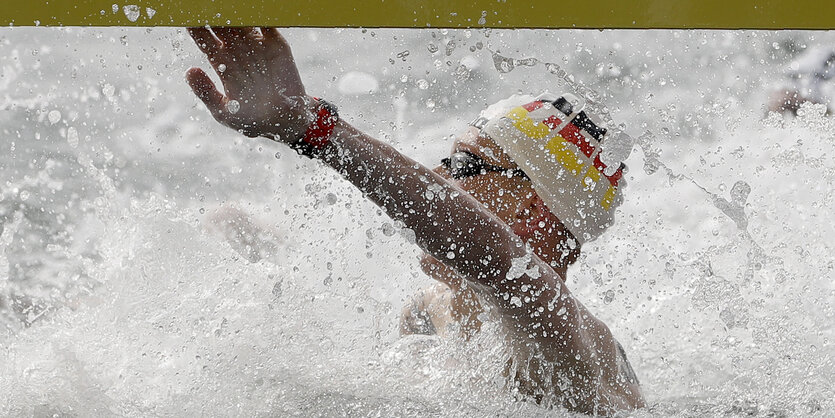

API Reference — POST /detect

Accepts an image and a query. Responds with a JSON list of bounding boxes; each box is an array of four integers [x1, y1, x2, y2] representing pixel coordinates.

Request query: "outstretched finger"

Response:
[[186, 67, 226, 117], [188, 27, 222, 54], [213, 27, 253, 47]]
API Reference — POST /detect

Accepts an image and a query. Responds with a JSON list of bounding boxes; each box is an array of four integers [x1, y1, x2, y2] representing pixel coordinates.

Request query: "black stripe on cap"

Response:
[[551, 96, 574, 116], [572, 111, 607, 141]]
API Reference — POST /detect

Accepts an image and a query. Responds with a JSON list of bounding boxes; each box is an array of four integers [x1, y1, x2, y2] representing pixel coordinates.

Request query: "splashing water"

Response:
[[0, 27, 833, 417]]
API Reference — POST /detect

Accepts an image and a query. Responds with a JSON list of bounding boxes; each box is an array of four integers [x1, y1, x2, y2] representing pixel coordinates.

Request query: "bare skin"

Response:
[[767, 88, 812, 115], [187, 27, 644, 415], [767, 88, 830, 115]]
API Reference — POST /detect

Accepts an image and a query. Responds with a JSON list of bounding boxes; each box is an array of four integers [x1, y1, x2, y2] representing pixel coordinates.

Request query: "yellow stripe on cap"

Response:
[[545, 136, 584, 176], [582, 166, 602, 192], [601, 185, 618, 209], [507, 107, 550, 140]]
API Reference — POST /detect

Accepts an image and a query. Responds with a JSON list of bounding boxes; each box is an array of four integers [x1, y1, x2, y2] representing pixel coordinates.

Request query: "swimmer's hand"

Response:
[[186, 27, 314, 141]]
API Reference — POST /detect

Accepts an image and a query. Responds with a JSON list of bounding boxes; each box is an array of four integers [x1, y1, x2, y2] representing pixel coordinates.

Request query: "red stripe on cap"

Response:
[[557, 123, 595, 157], [522, 101, 545, 112], [592, 154, 623, 186], [543, 115, 562, 130]]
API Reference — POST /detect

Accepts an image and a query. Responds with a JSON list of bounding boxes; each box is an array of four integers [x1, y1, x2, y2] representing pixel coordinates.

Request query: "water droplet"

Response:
[[416, 79, 429, 90], [643, 159, 659, 175], [226, 100, 240, 114], [19, 190, 30, 201], [545, 62, 564, 77], [218, 63, 227, 73], [380, 222, 396, 237], [274, 151, 281, 159], [47, 110, 61, 125], [445, 40, 456, 56], [517, 57, 538, 67], [446, 251, 456, 259], [102, 83, 115, 98], [730, 181, 751, 205], [492, 52, 515, 73], [145, 7, 156, 18], [67, 127, 79, 148], [427, 43, 438, 53], [123, 5, 141, 22]]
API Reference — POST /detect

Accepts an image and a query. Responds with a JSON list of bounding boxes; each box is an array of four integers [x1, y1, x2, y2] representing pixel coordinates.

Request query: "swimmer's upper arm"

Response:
[[320, 122, 532, 293], [316, 123, 639, 404], [490, 262, 645, 411]]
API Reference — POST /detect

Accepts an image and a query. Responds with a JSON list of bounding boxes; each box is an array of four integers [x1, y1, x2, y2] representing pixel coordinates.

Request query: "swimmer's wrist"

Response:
[[260, 95, 319, 144], [288, 98, 340, 159]]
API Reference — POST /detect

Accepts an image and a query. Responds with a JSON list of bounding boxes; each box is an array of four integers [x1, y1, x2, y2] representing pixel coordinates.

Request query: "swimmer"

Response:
[[767, 46, 835, 115], [187, 27, 644, 415]]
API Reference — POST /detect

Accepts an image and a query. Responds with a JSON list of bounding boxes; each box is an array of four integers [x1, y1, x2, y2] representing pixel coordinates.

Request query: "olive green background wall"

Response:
[[3, 0, 834, 29]]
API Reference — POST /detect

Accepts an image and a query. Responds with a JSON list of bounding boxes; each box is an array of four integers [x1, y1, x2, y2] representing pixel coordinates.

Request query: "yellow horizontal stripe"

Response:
[[601, 185, 617, 210], [4, 0, 835, 28], [583, 166, 601, 192], [506, 107, 550, 140], [545, 137, 583, 176]]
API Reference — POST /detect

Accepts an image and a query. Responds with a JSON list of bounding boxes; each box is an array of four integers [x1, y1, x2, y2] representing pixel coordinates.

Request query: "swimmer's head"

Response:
[[422, 93, 627, 282], [429, 124, 581, 278], [476, 93, 627, 245]]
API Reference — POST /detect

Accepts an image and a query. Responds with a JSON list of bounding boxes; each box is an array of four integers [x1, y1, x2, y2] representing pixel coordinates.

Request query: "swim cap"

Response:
[[475, 93, 626, 244]]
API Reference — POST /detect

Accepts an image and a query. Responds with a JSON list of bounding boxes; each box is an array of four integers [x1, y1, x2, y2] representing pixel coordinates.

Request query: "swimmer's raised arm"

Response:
[[187, 27, 644, 414], [186, 27, 557, 305]]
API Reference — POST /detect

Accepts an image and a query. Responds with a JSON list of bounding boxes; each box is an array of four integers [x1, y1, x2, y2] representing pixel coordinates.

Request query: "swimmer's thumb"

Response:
[[186, 67, 225, 116]]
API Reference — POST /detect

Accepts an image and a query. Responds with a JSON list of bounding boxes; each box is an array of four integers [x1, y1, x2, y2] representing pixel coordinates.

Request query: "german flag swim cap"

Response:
[[475, 93, 626, 244]]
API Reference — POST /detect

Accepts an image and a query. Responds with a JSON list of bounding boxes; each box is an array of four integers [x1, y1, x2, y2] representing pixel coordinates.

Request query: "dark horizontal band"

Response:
[[4, 0, 835, 29], [571, 112, 607, 141]]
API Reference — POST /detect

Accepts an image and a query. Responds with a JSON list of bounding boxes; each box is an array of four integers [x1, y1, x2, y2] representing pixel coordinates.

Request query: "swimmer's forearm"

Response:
[[316, 121, 587, 348], [318, 120, 526, 286], [314, 123, 640, 405]]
